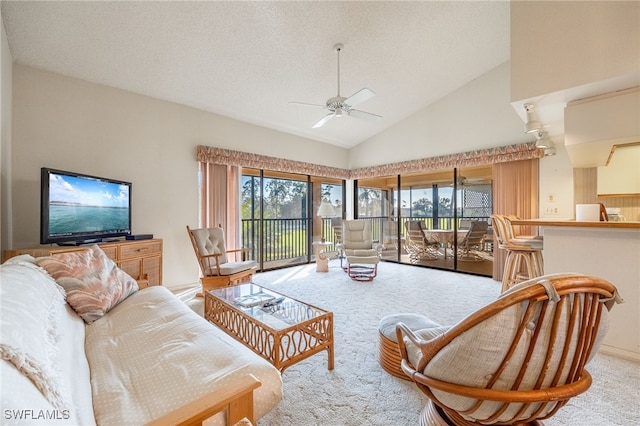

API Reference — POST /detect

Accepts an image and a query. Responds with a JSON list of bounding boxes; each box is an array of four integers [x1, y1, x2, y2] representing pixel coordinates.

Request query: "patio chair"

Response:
[[187, 225, 257, 296], [337, 220, 382, 281], [396, 273, 622, 426], [457, 220, 489, 261], [404, 220, 439, 262]]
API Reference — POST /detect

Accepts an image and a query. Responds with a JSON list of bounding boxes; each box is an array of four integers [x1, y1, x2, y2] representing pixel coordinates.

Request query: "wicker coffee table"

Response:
[[204, 283, 334, 372]]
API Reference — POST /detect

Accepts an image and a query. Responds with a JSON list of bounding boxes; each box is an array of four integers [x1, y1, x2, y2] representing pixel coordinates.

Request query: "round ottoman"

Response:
[[378, 313, 439, 380]]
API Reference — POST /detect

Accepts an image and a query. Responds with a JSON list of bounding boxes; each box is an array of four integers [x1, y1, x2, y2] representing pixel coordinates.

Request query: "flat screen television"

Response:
[[40, 167, 132, 245]]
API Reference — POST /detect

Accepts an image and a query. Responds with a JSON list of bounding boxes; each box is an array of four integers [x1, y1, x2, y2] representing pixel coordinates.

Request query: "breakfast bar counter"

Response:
[[511, 219, 640, 361], [510, 219, 640, 229]]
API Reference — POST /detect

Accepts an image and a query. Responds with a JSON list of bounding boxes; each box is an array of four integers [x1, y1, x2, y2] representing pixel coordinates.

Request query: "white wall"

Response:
[[11, 65, 348, 288], [1, 13, 12, 252], [349, 60, 578, 219], [538, 140, 575, 220], [349, 62, 532, 169], [510, 1, 640, 102]]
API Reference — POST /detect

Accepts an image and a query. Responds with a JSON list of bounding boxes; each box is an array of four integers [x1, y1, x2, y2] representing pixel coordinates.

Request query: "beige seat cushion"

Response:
[[379, 313, 439, 343]]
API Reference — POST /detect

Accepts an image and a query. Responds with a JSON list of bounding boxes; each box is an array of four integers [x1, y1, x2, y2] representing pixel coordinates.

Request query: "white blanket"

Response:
[[85, 285, 282, 426]]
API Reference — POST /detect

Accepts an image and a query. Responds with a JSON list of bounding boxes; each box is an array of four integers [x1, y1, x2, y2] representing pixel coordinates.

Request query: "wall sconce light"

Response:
[[524, 103, 541, 134]]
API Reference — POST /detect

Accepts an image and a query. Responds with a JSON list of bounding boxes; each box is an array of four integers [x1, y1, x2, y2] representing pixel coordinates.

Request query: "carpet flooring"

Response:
[[178, 260, 639, 426]]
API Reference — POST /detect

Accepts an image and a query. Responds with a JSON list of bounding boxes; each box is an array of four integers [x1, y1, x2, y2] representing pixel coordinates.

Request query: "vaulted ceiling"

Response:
[[1, 1, 510, 149]]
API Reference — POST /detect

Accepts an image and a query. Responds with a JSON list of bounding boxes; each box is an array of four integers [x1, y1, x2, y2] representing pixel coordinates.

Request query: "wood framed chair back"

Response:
[[599, 203, 609, 222], [397, 274, 621, 426]]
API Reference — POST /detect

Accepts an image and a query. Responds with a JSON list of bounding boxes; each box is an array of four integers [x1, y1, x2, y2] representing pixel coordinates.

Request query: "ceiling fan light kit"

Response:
[[290, 43, 382, 129]]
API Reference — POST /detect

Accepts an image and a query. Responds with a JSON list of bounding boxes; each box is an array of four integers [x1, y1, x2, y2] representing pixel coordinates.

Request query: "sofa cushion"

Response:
[[36, 245, 138, 324], [1, 256, 95, 425], [85, 286, 282, 426]]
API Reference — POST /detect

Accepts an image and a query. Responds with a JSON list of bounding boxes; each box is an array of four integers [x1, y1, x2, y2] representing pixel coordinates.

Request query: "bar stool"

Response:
[[492, 214, 544, 292]]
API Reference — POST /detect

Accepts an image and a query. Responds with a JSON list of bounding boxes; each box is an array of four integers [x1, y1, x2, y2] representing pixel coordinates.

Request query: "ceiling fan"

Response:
[[289, 43, 382, 129], [452, 176, 490, 186]]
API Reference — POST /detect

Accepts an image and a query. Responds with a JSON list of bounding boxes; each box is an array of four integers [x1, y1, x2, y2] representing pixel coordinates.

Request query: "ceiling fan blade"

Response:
[[348, 109, 382, 122], [345, 88, 375, 107], [289, 101, 325, 108], [312, 112, 335, 128]]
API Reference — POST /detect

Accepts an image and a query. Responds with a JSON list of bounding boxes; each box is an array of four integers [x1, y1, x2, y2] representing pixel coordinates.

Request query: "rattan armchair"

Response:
[[396, 274, 621, 426]]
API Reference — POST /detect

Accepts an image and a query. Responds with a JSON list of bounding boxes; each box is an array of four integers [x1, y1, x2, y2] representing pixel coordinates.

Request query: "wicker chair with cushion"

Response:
[[187, 225, 257, 296], [396, 273, 622, 426], [404, 220, 439, 262], [337, 219, 382, 281], [457, 221, 489, 262]]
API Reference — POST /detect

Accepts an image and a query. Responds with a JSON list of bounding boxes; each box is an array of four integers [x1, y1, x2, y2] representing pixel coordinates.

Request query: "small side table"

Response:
[[312, 241, 333, 272]]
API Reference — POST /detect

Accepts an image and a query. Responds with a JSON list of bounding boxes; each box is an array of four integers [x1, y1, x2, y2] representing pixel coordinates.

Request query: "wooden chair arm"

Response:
[[226, 248, 249, 253], [144, 374, 261, 426], [396, 323, 449, 373], [409, 368, 592, 403], [198, 253, 223, 275], [395, 322, 423, 362], [225, 248, 250, 261], [200, 252, 223, 260]]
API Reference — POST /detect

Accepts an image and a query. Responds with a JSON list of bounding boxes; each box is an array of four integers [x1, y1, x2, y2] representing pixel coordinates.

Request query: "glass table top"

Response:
[[208, 283, 328, 331]]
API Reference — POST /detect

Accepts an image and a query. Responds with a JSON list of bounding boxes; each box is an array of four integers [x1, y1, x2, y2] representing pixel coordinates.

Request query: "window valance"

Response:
[[197, 145, 351, 179], [349, 142, 543, 179], [197, 141, 542, 180]]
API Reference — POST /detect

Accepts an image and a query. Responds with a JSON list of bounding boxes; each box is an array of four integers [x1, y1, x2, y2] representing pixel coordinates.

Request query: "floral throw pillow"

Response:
[[36, 245, 138, 324]]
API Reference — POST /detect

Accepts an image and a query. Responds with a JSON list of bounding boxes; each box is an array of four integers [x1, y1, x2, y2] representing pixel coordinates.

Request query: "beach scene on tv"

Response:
[[48, 173, 130, 235]]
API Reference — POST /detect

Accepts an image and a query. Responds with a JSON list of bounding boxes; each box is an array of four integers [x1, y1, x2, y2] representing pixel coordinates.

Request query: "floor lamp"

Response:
[[317, 201, 336, 242]]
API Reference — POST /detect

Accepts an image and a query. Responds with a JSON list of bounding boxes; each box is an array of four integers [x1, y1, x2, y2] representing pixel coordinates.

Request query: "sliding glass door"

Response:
[[241, 168, 345, 271], [354, 166, 493, 277]]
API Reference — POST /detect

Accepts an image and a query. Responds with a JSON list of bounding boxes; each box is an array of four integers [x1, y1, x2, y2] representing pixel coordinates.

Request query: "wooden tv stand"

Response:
[[2, 239, 163, 287]]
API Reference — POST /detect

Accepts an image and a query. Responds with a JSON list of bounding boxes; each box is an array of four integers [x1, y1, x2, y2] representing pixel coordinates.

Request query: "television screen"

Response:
[[41, 168, 132, 245]]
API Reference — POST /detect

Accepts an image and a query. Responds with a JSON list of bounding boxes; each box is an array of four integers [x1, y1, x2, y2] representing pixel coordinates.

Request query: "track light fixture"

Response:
[[543, 144, 557, 156], [524, 103, 541, 134], [534, 131, 551, 149]]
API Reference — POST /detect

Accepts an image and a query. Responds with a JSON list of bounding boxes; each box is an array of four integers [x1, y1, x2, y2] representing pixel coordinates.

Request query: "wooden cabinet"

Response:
[[2, 239, 163, 287]]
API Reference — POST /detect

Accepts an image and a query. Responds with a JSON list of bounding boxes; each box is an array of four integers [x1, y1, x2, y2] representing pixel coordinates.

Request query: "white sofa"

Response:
[[0, 251, 282, 425]]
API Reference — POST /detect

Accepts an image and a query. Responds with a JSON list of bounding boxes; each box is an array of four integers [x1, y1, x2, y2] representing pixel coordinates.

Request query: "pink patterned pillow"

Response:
[[36, 245, 138, 324]]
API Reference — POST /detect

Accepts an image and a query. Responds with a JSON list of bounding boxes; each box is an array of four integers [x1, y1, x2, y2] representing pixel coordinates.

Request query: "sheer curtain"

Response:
[[199, 162, 241, 250], [492, 159, 539, 281]]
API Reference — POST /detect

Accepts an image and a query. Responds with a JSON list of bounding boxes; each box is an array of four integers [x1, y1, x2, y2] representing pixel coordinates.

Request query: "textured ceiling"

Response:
[[1, 1, 510, 149]]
